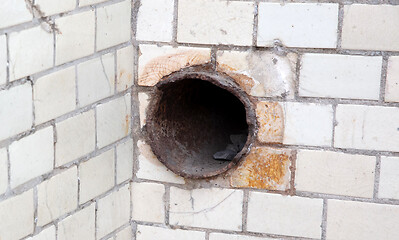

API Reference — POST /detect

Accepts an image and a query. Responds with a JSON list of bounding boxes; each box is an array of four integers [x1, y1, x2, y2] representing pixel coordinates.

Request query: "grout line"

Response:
[[241, 190, 249, 232], [289, 150, 297, 195], [331, 103, 338, 148], [379, 55, 389, 103], [95, 200, 98, 240], [321, 199, 328, 240], [5, 33, 10, 84], [114, 49, 118, 93], [164, 185, 171, 226], [77, 165, 81, 209], [373, 155, 382, 199], [33, 187, 39, 233], [94, 6, 98, 53], [52, 123, 57, 169], [172, 0, 179, 45], [294, 53, 302, 100], [252, 0, 259, 47], [336, 3, 344, 51], [75, 65, 80, 108], [94, 107, 99, 150], [6, 147, 11, 197], [114, 145, 118, 186], [205, 232, 210, 240]]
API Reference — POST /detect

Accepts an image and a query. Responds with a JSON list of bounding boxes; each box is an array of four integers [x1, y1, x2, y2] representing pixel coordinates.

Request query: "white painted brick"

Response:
[[138, 92, 149, 128], [283, 102, 333, 147], [386, 56, 399, 102], [296, 150, 375, 198], [138, 44, 211, 86], [209, 233, 274, 240], [0, 190, 34, 240], [0, 148, 7, 195], [9, 127, 54, 188], [34, 67, 76, 124], [335, 105, 399, 152], [299, 54, 382, 100], [342, 4, 399, 51], [27, 225, 56, 240], [257, 3, 338, 48], [55, 110, 95, 166], [0, 83, 32, 141], [35, 0, 76, 16], [97, 0, 131, 50], [137, 0, 174, 42], [247, 192, 323, 238], [79, 149, 115, 203], [136, 225, 205, 240], [379, 156, 399, 200], [327, 200, 399, 240], [58, 204, 95, 240], [55, 10, 95, 65], [37, 166, 78, 226], [0, 35, 6, 85], [115, 226, 132, 240], [0, 0, 32, 29], [117, 45, 134, 92], [132, 182, 165, 223], [77, 53, 115, 106], [116, 139, 133, 184], [97, 185, 130, 238], [79, 0, 107, 7], [96, 94, 131, 148], [136, 140, 185, 184], [9, 25, 53, 81], [169, 187, 243, 231], [177, 0, 254, 46]]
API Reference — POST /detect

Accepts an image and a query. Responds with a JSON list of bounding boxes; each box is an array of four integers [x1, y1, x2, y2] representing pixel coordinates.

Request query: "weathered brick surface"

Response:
[[136, 225, 205, 240], [386, 56, 399, 103], [379, 156, 399, 200], [132, 182, 165, 223], [58, 204, 95, 240]]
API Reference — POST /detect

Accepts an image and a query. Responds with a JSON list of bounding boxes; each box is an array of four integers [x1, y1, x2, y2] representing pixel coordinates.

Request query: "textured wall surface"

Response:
[[0, 0, 399, 240]]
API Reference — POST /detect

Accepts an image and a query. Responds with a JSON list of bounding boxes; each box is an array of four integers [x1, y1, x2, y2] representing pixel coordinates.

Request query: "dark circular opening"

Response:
[[146, 71, 255, 178]]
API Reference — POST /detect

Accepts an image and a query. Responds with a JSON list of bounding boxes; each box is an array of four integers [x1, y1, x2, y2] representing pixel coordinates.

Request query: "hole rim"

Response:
[[145, 67, 257, 179]]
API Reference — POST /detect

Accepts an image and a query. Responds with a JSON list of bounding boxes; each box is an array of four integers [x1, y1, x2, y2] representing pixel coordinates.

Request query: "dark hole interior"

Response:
[[150, 78, 249, 177]]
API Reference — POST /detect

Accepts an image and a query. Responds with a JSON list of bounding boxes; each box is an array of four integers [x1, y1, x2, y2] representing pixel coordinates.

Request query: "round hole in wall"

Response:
[[146, 69, 256, 178]]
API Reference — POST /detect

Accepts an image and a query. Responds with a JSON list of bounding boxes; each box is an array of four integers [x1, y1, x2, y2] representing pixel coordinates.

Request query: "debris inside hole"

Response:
[[147, 72, 253, 178]]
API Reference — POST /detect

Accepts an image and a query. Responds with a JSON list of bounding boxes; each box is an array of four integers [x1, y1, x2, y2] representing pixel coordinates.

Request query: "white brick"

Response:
[[77, 53, 115, 106], [55, 110, 95, 166], [97, 185, 130, 238], [299, 54, 382, 100], [55, 10, 95, 65], [115, 226, 132, 240], [257, 3, 338, 48], [37, 167, 78, 226], [379, 156, 399, 200], [79, 0, 107, 7], [283, 102, 333, 147], [138, 92, 149, 128], [217, 50, 297, 98], [0, 148, 7, 195], [177, 0, 254, 45], [97, 0, 131, 50], [0, 0, 32, 29], [136, 140, 185, 184], [132, 182, 165, 223], [0, 35, 6, 85], [138, 44, 211, 86], [247, 192, 323, 238], [0, 190, 34, 240], [327, 200, 399, 240], [386, 56, 399, 102], [79, 149, 115, 203], [9, 26, 53, 81], [58, 204, 95, 240], [116, 139, 133, 184], [9, 127, 53, 188], [170, 187, 243, 231], [335, 105, 399, 152], [117, 45, 134, 92], [296, 150, 375, 198], [97, 94, 131, 148], [136, 225, 205, 240], [0, 83, 32, 141], [209, 233, 274, 240], [34, 67, 76, 124], [27, 225, 56, 240], [35, 0, 76, 16], [342, 4, 399, 51], [137, 0, 174, 42]]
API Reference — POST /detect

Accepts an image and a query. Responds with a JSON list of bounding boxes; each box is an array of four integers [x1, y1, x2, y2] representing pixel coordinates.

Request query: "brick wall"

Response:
[[0, 0, 399, 240]]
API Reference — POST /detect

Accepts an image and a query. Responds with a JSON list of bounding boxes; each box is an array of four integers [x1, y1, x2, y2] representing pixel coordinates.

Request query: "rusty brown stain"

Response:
[[125, 115, 130, 135], [138, 50, 211, 86], [230, 147, 291, 190], [119, 69, 125, 79], [256, 102, 284, 143], [217, 63, 255, 95]]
